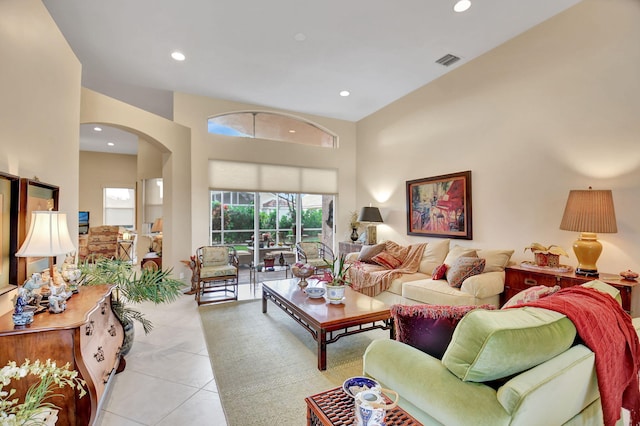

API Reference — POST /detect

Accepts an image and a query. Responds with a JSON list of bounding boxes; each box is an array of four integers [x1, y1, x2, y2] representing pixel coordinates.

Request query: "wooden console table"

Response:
[[0, 285, 124, 426], [504, 264, 638, 314]]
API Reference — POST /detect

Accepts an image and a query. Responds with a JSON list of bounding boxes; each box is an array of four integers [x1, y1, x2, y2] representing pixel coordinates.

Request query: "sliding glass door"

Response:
[[210, 190, 334, 264]]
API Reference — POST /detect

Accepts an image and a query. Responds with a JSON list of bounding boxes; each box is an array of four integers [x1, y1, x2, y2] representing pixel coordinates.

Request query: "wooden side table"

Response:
[[305, 386, 421, 425], [504, 264, 638, 314], [141, 253, 162, 270]]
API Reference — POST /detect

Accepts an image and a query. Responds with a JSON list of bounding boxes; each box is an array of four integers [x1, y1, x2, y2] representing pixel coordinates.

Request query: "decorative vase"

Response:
[[292, 266, 314, 289], [326, 285, 346, 304], [279, 252, 285, 266], [350, 228, 359, 242], [120, 320, 135, 357]]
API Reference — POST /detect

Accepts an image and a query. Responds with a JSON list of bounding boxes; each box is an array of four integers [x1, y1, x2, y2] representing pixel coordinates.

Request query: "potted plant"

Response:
[[322, 254, 351, 304], [79, 259, 183, 355], [0, 358, 86, 425]]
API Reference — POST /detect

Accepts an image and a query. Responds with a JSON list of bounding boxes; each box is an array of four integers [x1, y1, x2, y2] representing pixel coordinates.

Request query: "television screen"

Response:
[[78, 211, 90, 225]]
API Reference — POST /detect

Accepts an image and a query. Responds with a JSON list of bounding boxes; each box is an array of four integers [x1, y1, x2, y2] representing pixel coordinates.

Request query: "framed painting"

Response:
[[17, 178, 59, 284], [406, 171, 472, 240], [0, 172, 19, 292]]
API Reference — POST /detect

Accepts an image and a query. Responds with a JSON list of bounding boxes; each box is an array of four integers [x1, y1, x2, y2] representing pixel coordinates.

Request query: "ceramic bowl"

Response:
[[342, 376, 381, 398], [305, 286, 326, 298]]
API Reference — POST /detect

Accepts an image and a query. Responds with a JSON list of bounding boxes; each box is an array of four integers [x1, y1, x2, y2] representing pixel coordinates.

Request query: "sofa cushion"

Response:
[[418, 239, 450, 275], [477, 249, 514, 273], [391, 304, 495, 359], [357, 243, 386, 263], [442, 307, 576, 382], [372, 251, 403, 269], [447, 257, 485, 288], [502, 285, 561, 309]]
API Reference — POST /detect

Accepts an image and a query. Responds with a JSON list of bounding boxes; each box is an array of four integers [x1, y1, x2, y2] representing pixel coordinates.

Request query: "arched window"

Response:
[[207, 111, 337, 148]]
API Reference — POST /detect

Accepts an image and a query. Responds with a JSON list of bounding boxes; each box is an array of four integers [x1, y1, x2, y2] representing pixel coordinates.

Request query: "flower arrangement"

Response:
[[0, 359, 86, 425], [350, 211, 360, 229], [322, 254, 351, 287]]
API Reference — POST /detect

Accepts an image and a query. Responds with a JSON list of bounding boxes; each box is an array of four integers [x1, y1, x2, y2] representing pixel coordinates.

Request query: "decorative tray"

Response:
[[520, 261, 573, 273]]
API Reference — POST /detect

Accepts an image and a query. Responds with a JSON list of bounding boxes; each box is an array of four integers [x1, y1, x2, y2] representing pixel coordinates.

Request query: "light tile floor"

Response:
[[95, 267, 269, 426]]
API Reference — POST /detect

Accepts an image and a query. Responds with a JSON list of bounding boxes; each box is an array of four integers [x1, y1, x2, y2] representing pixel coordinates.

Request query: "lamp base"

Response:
[[575, 268, 599, 278], [572, 232, 602, 278], [366, 224, 377, 245]]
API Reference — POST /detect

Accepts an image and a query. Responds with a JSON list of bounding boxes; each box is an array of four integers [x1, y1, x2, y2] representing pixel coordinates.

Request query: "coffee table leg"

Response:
[[318, 329, 327, 370], [262, 291, 268, 313]]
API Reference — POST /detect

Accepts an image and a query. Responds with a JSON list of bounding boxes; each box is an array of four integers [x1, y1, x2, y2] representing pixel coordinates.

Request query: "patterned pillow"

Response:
[[371, 252, 403, 269], [357, 243, 386, 263], [391, 304, 496, 359], [502, 285, 561, 308], [432, 264, 448, 280], [446, 257, 485, 288]]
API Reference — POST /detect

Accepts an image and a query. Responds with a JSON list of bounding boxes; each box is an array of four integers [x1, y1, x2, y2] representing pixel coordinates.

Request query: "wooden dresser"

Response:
[[503, 264, 638, 314], [0, 285, 124, 426]]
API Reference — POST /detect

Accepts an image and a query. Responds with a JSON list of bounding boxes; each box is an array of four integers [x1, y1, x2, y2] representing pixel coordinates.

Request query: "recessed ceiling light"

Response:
[[339, 90, 350, 97], [171, 51, 186, 61], [289, 129, 296, 133], [454, 0, 471, 12], [93, 126, 102, 132], [293, 33, 306, 42], [107, 142, 115, 147]]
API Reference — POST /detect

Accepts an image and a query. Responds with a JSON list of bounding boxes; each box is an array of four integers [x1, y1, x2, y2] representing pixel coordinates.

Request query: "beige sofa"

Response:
[[346, 239, 514, 308]]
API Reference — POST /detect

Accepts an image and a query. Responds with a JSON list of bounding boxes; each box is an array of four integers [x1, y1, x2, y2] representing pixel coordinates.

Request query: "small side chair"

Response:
[[195, 245, 239, 305], [296, 241, 335, 273]]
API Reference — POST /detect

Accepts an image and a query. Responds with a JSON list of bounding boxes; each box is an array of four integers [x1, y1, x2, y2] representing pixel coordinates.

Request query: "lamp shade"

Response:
[[559, 189, 617, 234], [151, 217, 163, 233], [358, 207, 383, 223], [16, 211, 76, 257]]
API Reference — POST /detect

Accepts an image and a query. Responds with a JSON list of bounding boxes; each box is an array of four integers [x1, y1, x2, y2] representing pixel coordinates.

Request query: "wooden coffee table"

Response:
[[305, 386, 422, 425], [262, 279, 393, 370]]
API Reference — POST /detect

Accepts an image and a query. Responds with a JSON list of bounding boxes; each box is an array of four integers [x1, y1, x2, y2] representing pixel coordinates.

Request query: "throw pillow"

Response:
[[432, 264, 448, 280], [357, 243, 386, 263], [391, 304, 495, 359], [476, 249, 515, 273], [384, 241, 409, 263], [371, 251, 403, 269], [502, 285, 561, 309], [446, 257, 485, 288], [443, 246, 477, 267]]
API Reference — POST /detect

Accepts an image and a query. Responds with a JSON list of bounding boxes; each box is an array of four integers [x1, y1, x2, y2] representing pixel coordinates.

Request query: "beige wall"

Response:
[[79, 151, 137, 226], [173, 93, 358, 252], [0, 0, 81, 314], [356, 0, 640, 274], [80, 89, 192, 274]]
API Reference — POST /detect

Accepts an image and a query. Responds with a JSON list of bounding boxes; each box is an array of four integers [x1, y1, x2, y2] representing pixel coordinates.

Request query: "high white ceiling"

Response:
[[43, 0, 581, 154]]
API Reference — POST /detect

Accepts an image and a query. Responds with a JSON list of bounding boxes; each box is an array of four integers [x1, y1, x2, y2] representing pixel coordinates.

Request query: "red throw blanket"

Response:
[[511, 286, 640, 426]]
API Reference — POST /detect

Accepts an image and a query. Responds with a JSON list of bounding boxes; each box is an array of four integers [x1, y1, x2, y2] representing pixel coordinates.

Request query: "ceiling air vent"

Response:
[[435, 54, 461, 67]]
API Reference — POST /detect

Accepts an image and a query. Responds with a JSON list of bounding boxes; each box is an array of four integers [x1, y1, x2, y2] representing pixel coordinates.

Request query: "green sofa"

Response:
[[363, 283, 640, 425]]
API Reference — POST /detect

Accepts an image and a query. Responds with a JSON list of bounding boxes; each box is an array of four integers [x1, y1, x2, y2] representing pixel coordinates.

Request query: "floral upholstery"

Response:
[[195, 246, 238, 305], [296, 242, 334, 270]]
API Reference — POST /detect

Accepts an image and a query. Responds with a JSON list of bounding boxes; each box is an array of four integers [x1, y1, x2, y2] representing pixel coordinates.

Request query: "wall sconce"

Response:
[[358, 207, 383, 245], [559, 187, 617, 277]]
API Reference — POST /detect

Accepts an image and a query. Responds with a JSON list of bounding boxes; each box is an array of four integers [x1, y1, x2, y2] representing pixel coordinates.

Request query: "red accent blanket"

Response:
[[512, 286, 640, 426]]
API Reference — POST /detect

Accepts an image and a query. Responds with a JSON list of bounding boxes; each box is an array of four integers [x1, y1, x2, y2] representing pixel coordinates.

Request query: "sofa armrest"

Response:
[[460, 271, 505, 298], [363, 339, 509, 425], [497, 344, 600, 425]]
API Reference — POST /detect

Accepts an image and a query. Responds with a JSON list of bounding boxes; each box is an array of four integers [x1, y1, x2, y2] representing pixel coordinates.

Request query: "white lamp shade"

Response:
[[16, 211, 76, 257]]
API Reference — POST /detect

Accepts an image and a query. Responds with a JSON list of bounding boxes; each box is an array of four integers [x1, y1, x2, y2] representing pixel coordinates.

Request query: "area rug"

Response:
[[199, 299, 388, 425]]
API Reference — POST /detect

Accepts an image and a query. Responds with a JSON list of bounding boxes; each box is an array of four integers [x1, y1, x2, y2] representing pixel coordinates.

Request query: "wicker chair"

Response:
[[295, 241, 335, 273], [195, 245, 239, 305]]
